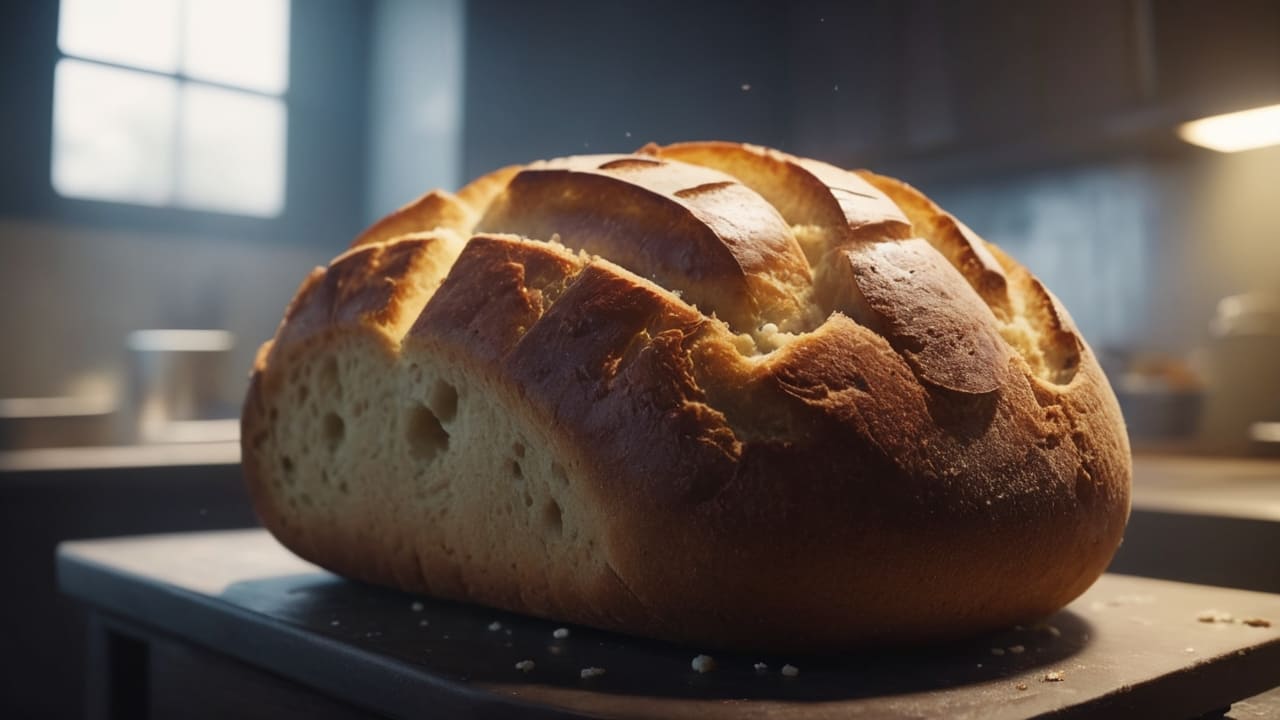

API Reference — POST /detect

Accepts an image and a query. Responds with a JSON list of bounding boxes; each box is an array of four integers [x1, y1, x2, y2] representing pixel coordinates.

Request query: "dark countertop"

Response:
[[58, 529, 1280, 719], [0, 441, 240, 474]]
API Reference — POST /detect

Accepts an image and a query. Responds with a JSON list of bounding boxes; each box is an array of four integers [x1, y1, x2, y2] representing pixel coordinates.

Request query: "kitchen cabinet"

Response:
[[789, 0, 1280, 179]]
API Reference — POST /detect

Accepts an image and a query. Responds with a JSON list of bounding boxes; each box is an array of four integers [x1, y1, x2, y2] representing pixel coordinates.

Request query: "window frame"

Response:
[[52, 0, 291, 220], [0, 1, 371, 247]]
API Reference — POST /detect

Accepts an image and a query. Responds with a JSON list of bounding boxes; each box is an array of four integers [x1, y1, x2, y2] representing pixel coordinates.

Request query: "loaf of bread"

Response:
[[242, 141, 1130, 652]]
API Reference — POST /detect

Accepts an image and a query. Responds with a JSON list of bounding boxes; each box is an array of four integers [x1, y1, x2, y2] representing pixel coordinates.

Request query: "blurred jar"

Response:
[[1196, 293, 1280, 454], [120, 330, 235, 444]]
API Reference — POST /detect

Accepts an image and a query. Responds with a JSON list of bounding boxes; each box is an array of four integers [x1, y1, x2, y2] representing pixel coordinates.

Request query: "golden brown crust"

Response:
[[242, 142, 1131, 652], [658, 141, 911, 241], [476, 153, 812, 331]]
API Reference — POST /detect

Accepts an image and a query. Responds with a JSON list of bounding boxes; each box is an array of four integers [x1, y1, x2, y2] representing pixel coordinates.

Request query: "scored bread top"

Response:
[[244, 141, 1131, 651]]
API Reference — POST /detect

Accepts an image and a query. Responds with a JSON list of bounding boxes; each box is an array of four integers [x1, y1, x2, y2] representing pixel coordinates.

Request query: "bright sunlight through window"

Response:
[[52, 0, 289, 217]]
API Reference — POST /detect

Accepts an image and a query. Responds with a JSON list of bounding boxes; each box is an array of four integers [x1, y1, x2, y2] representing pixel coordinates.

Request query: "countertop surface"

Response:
[[58, 529, 1280, 719], [1130, 454, 1280, 522]]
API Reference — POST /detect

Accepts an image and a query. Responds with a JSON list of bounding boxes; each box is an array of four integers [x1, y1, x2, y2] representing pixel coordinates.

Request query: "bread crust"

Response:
[[243, 143, 1131, 652]]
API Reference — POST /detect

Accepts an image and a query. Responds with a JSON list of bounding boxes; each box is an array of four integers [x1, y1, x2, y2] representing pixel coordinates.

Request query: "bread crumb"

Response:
[[418, 619, 429, 627], [1242, 617, 1272, 628], [553, 627, 570, 639], [976, 663, 983, 669], [990, 648, 1006, 656], [488, 621, 502, 631], [330, 620, 340, 627], [410, 601, 424, 612], [1196, 609, 1233, 623], [515, 660, 535, 672], [1016, 683, 1028, 691], [691, 654, 716, 673], [753, 662, 768, 673], [1044, 625, 1061, 638], [781, 664, 800, 677], [1009, 645, 1025, 654], [1043, 671, 1064, 682], [580, 667, 607, 679], [1184, 647, 1196, 653]]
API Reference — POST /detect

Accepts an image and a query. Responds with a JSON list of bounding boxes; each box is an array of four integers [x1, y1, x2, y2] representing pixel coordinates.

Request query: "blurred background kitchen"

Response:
[[1, 0, 1277, 717]]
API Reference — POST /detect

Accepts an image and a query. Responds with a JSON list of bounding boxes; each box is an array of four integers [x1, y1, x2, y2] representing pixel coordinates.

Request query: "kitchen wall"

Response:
[[927, 144, 1280, 360], [0, 218, 329, 401], [365, 0, 465, 222], [461, 0, 792, 178]]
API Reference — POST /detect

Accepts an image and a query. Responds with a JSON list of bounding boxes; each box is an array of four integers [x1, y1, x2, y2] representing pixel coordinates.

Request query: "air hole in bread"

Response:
[[338, 480, 349, 495], [429, 380, 458, 423], [405, 404, 449, 460], [542, 499, 563, 537], [551, 463, 569, 485], [513, 442, 526, 458], [281, 456, 294, 473], [523, 489, 534, 508], [320, 356, 342, 398], [322, 412, 345, 451], [510, 460, 523, 479]]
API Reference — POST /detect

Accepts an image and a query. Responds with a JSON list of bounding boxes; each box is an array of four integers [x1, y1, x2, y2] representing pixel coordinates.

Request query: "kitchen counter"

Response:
[[0, 440, 240, 475], [1131, 454, 1280, 522], [59, 529, 1280, 719]]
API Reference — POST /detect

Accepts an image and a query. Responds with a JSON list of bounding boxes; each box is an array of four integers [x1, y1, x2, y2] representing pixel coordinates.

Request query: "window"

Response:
[[52, 0, 290, 217]]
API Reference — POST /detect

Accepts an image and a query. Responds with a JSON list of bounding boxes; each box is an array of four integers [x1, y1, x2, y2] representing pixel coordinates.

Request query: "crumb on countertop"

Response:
[[411, 601, 424, 612], [488, 621, 502, 632], [553, 627, 570, 639], [580, 667, 607, 679], [1197, 609, 1233, 624], [1043, 671, 1064, 682], [990, 647, 1006, 656], [515, 660, 535, 673], [1008, 645, 1025, 654], [1242, 617, 1272, 628], [781, 664, 800, 677], [1016, 683, 1028, 691], [753, 662, 769, 673], [691, 654, 716, 673]]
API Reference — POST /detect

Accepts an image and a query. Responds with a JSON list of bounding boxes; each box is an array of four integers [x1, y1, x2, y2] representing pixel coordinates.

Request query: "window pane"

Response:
[[183, 0, 289, 94], [177, 84, 286, 216], [52, 59, 177, 205], [58, 0, 179, 72]]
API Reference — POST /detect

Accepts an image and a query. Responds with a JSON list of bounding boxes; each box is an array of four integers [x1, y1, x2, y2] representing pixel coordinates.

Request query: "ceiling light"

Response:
[[1177, 103, 1280, 153]]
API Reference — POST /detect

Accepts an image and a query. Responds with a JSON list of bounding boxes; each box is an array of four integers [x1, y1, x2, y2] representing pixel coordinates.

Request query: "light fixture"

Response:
[[1177, 103, 1280, 153]]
